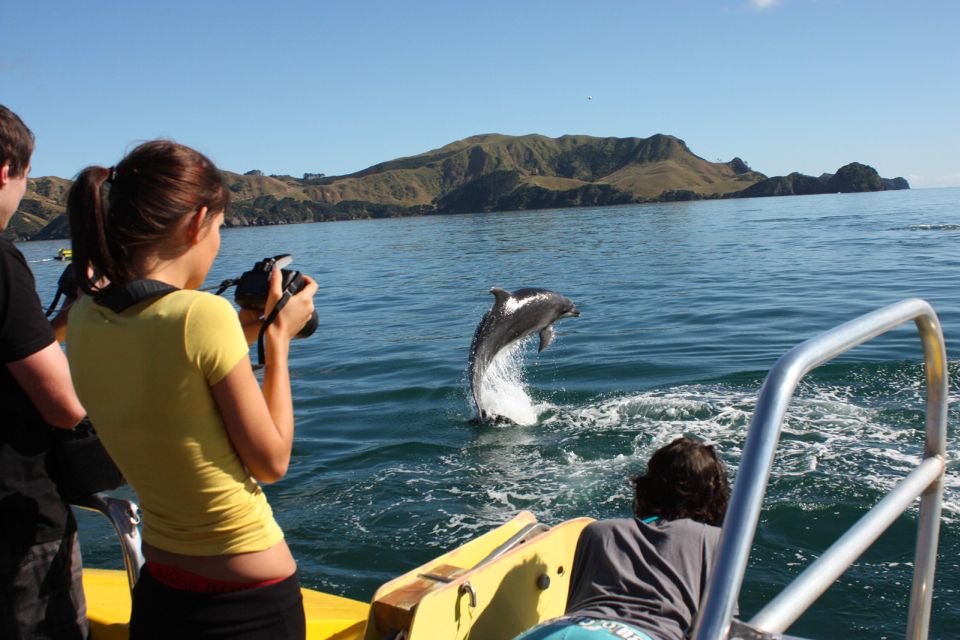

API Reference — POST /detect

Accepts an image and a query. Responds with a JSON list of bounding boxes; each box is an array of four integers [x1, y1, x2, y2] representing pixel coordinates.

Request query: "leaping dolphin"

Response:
[[468, 287, 580, 422]]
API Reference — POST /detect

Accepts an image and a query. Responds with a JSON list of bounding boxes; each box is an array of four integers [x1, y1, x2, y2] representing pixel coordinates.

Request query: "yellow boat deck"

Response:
[[83, 569, 370, 640], [84, 511, 593, 640]]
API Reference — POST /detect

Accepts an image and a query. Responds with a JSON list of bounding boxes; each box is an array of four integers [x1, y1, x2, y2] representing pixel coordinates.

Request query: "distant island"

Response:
[[11, 133, 909, 241]]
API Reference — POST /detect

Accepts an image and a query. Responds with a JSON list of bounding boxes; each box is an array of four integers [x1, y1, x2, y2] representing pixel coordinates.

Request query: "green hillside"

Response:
[[10, 133, 906, 241], [7, 176, 72, 240], [291, 133, 765, 208]]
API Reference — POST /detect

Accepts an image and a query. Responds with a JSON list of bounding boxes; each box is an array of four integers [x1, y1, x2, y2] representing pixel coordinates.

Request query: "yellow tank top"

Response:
[[67, 290, 283, 555]]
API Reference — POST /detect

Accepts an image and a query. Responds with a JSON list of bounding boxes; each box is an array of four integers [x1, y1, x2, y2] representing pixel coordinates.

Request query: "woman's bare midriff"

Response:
[[142, 538, 297, 583]]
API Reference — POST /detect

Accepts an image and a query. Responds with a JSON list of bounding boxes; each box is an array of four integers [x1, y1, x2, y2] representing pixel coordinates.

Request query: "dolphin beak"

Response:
[[570, 309, 581, 317]]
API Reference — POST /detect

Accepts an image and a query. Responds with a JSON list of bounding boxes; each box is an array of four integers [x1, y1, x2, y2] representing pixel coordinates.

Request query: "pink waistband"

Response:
[[144, 561, 289, 593]]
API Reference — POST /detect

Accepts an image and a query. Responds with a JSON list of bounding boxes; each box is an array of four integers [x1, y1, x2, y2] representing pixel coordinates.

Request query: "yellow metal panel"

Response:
[[364, 511, 540, 639], [302, 587, 370, 639], [370, 511, 538, 602], [407, 518, 594, 640], [83, 568, 369, 640], [83, 569, 131, 640]]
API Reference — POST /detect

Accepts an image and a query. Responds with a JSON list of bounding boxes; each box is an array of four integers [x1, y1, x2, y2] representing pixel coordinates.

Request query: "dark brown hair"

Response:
[[67, 140, 229, 294], [632, 437, 730, 527], [0, 104, 35, 177]]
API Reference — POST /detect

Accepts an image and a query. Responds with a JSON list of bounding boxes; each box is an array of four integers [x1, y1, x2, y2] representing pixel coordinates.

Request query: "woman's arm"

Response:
[[212, 269, 317, 483]]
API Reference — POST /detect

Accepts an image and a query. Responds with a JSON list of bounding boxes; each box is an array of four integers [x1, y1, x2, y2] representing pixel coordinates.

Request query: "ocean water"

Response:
[[23, 187, 960, 638]]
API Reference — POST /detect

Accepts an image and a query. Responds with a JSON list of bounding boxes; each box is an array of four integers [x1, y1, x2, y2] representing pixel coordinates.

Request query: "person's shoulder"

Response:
[[583, 518, 639, 538], [171, 289, 234, 313], [664, 518, 722, 541], [71, 293, 93, 314], [177, 290, 240, 328], [0, 236, 27, 266]]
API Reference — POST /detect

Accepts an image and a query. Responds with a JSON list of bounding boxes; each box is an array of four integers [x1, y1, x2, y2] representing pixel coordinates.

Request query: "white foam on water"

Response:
[[458, 369, 960, 535], [901, 223, 960, 231], [476, 337, 539, 425], [337, 363, 960, 553]]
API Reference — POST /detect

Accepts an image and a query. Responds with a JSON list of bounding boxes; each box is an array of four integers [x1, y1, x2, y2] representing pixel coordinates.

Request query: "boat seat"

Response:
[[365, 511, 541, 638], [365, 512, 594, 640]]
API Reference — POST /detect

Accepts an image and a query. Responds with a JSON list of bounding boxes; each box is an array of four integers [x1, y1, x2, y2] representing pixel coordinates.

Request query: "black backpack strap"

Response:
[[94, 280, 179, 313]]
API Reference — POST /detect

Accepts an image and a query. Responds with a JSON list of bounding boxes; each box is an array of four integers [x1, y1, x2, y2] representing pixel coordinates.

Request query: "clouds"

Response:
[[749, 0, 781, 9]]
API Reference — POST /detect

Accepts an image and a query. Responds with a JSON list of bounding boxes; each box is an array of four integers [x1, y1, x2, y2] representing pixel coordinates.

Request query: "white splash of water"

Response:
[[476, 337, 539, 425]]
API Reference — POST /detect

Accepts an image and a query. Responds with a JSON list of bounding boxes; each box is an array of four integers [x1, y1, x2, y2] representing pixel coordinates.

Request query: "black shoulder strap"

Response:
[[94, 280, 179, 313]]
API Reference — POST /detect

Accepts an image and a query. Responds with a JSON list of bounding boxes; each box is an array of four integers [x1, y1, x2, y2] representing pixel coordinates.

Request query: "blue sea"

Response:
[[23, 187, 960, 638]]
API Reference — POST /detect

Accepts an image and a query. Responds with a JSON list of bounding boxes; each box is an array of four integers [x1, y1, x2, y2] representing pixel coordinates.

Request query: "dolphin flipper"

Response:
[[538, 325, 554, 352]]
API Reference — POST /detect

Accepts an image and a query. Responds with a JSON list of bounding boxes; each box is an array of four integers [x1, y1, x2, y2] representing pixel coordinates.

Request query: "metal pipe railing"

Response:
[[749, 457, 944, 632], [73, 493, 145, 592], [691, 299, 948, 640]]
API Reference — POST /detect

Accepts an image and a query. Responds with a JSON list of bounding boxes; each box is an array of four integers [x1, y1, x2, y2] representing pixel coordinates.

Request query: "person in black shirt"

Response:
[[0, 104, 88, 639]]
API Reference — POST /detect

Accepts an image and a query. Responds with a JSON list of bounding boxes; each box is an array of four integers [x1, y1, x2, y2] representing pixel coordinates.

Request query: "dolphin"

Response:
[[468, 287, 580, 422]]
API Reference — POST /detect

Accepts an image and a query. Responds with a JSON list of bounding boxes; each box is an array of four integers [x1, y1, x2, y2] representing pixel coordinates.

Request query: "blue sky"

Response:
[[3, 1, 958, 187]]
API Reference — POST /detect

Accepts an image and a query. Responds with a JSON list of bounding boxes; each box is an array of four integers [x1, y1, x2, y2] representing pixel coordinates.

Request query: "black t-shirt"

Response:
[[0, 237, 73, 547]]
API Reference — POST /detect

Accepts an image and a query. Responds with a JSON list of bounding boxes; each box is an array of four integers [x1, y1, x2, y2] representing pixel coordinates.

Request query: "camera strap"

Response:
[[94, 280, 179, 313], [45, 264, 81, 317], [255, 290, 294, 368]]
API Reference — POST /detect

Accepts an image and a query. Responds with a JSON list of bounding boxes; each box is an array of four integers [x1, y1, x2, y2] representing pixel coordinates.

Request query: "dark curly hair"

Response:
[[631, 437, 730, 527]]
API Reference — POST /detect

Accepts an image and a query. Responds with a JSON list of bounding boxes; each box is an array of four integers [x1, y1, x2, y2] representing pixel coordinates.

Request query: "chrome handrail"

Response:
[[72, 493, 145, 592], [692, 298, 948, 640]]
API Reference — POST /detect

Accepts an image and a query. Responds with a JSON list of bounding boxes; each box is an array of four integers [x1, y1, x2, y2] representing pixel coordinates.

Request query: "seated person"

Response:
[[516, 437, 730, 640]]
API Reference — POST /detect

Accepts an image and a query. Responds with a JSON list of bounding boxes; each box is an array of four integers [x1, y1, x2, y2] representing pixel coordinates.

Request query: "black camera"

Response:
[[235, 255, 318, 338]]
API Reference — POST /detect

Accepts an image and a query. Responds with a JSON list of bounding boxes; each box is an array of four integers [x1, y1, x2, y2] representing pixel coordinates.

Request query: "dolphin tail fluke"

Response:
[[538, 325, 554, 353]]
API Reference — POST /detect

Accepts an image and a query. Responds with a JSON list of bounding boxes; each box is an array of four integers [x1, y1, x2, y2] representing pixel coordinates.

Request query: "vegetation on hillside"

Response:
[[9, 134, 909, 241], [732, 162, 908, 198]]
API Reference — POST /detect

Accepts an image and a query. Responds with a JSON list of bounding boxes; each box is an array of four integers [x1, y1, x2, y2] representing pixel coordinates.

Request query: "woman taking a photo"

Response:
[[66, 140, 317, 639]]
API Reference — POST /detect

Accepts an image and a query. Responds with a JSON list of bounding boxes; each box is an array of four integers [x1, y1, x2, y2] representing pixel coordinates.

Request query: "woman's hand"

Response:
[[263, 269, 318, 341]]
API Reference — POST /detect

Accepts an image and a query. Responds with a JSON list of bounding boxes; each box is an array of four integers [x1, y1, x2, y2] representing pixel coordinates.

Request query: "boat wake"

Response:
[[447, 361, 960, 541], [266, 362, 959, 600]]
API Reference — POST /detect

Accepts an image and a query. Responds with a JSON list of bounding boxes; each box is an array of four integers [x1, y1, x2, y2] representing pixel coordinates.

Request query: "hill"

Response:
[[8, 176, 72, 240], [732, 162, 910, 198], [11, 134, 909, 241]]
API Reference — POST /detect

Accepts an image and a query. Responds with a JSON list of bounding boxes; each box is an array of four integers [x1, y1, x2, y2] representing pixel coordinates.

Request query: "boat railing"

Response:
[[692, 298, 948, 640], [72, 492, 145, 592], [471, 521, 550, 570]]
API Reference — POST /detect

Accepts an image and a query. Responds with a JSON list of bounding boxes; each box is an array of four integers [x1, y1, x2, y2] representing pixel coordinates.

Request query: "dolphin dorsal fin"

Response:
[[490, 287, 512, 307], [538, 325, 555, 352]]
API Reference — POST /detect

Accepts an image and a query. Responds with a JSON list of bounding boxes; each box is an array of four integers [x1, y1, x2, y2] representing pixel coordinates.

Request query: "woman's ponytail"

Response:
[[67, 166, 115, 295], [66, 140, 229, 294]]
